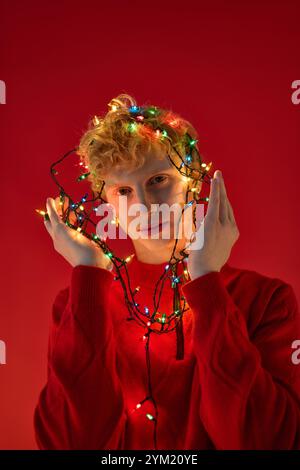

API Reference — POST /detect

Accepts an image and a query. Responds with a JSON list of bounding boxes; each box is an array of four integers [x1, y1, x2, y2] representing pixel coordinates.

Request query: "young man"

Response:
[[34, 94, 300, 450]]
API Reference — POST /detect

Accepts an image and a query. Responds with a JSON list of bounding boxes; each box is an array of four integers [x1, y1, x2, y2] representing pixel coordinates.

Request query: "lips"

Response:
[[139, 221, 168, 234]]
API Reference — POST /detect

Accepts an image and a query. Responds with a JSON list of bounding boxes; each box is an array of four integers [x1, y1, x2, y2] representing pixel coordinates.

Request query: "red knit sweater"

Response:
[[34, 257, 300, 450]]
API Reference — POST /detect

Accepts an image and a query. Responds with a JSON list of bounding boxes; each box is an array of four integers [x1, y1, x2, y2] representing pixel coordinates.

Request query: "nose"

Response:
[[134, 186, 151, 210], [133, 186, 160, 222]]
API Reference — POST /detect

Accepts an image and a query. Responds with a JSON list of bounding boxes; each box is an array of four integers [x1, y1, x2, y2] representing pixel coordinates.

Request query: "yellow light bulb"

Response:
[[125, 254, 135, 263], [36, 209, 46, 216]]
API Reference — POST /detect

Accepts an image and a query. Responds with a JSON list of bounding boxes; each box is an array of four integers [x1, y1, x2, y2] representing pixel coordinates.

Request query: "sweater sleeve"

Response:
[[181, 271, 300, 450], [34, 265, 127, 450]]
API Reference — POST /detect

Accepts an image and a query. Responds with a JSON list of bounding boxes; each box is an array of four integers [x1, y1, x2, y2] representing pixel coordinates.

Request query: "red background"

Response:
[[0, 0, 299, 449]]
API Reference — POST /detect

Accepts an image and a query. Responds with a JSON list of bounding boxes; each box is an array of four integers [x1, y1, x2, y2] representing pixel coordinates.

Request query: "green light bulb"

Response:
[[146, 413, 154, 421], [128, 122, 137, 132], [77, 172, 90, 182]]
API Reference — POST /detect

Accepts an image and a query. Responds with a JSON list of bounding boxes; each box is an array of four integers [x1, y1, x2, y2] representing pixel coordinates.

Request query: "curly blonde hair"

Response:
[[77, 93, 200, 192]]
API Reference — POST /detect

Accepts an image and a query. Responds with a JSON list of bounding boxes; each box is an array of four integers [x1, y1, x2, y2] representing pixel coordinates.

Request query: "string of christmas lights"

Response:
[[36, 99, 214, 450]]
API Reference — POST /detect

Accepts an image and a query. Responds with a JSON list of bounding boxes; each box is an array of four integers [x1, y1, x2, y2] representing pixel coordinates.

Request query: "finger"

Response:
[[55, 195, 70, 213], [217, 174, 236, 225], [217, 170, 229, 223], [227, 197, 237, 225], [43, 218, 53, 238], [218, 172, 233, 222], [206, 173, 220, 222], [54, 196, 63, 215], [53, 195, 74, 224], [59, 196, 79, 225], [68, 202, 79, 225], [46, 197, 62, 227]]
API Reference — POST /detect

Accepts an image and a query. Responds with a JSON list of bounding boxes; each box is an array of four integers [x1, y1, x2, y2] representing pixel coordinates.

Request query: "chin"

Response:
[[139, 236, 185, 251]]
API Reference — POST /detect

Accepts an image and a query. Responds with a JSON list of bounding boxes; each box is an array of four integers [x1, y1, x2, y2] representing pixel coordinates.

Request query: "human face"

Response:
[[103, 148, 197, 261]]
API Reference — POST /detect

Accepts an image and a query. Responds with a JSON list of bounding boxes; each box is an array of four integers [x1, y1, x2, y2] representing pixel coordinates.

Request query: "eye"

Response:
[[116, 187, 132, 196], [149, 175, 168, 185]]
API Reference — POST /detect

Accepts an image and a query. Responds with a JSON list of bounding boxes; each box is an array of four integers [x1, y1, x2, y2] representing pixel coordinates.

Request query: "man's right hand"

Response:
[[44, 196, 112, 270]]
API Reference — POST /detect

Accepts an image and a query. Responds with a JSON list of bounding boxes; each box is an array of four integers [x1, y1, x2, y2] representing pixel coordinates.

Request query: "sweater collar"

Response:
[[125, 254, 231, 290]]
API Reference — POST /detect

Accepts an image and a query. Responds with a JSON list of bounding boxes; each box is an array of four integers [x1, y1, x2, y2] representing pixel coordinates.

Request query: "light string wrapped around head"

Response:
[[36, 94, 214, 449]]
